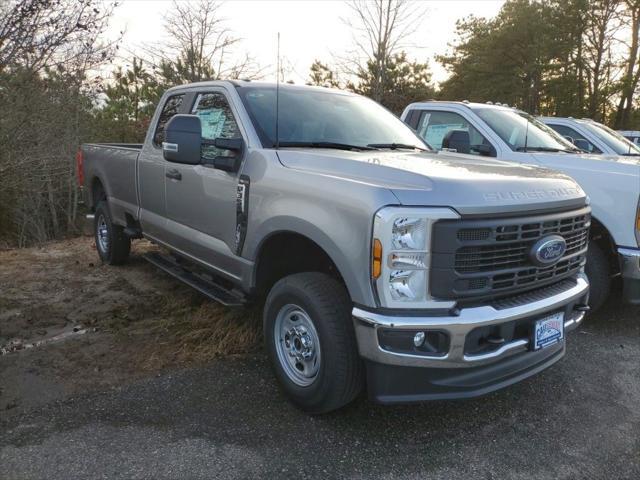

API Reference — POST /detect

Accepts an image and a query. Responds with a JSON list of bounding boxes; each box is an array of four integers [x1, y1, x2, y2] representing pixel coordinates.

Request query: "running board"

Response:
[[142, 252, 246, 306]]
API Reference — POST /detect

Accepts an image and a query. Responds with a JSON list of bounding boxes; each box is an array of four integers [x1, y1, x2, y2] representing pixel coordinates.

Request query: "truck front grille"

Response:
[[430, 207, 590, 303], [455, 228, 588, 273]]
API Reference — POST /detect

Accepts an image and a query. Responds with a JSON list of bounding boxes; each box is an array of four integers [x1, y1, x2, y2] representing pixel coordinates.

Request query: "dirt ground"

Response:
[[0, 237, 261, 412], [1, 237, 639, 479]]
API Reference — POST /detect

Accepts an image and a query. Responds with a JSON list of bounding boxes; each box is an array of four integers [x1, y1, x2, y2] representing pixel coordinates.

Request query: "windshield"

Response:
[[580, 121, 640, 155], [473, 107, 576, 152], [237, 86, 428, 150]]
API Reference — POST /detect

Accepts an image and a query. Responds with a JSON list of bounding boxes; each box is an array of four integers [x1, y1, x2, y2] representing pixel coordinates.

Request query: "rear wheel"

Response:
[[585, 240, 610, 312], [94, 201, 130, 265], [264, 272, 364, 414]]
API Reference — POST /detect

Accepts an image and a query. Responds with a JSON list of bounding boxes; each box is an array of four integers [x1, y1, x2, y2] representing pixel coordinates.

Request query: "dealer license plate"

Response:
[[533, 312, 564, 350]]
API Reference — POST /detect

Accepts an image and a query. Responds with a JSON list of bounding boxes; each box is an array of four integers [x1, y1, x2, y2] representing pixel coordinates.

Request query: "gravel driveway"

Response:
[[1, 241, 639, 479]]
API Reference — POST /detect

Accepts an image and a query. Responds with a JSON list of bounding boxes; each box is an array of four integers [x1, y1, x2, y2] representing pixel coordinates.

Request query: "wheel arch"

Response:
[[590, 215, 619, 273], [89, 175, 108, 211], [251, 229, 355, 303]]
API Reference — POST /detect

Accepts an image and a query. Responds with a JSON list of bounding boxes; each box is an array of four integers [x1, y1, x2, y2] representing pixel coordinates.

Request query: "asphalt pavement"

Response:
[[1, 291, 639, 479]]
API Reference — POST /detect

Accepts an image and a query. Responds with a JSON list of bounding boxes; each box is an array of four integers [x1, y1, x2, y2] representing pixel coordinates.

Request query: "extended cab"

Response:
[[402, 101, 640, 310], [79, 82, 590, 413]]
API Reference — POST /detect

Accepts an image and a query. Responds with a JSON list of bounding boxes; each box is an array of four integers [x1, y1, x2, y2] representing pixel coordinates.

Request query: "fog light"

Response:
[[377, 329, 450, 357]]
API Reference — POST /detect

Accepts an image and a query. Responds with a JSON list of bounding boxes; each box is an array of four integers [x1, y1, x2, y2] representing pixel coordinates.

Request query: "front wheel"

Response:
[[94, 201, 131, 265], [264, 272, 364, 414], [585, 240, 611, 312]]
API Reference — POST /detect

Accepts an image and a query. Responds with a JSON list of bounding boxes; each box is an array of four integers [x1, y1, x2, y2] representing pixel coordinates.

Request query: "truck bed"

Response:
[[82, 143, 142, 227], [85, 143, 144, 150]]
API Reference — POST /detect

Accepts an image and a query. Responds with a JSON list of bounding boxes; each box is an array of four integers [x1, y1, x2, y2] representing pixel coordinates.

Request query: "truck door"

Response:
[[138, 93, 186, 240], [164, 90, 246, 280]]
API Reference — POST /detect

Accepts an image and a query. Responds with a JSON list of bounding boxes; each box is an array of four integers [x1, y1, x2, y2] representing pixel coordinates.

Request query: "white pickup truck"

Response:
[[618, 130, 640, 145], [540, 116, 640, 157], [401, 101, 640, 310]]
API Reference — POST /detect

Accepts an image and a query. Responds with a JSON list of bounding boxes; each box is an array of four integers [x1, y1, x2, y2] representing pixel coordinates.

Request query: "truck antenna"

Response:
[[275, 32, 280, 150], [524, 115, 529, 152]]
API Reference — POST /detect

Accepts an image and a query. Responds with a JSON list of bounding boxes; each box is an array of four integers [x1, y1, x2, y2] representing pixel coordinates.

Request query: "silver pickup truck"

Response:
[[79, 81, 590, 413]]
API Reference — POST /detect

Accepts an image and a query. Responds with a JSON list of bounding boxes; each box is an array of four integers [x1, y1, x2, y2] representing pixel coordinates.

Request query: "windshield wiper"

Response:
[[367, 143, 428, 151], [276, 141, 376, 151], [515, 146, 570, 153]]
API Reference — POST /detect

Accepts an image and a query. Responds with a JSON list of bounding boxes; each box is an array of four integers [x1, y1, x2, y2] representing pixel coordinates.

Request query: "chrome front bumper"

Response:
[[619, 247, 640, 304], [352, 274, 589, 369]]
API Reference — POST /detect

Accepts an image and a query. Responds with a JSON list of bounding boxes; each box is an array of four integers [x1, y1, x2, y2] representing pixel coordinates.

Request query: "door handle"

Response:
[[166, 169, 182, 181]]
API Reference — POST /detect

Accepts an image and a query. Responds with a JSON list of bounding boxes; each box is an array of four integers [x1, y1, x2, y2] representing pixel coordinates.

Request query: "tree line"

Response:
[[438, 0, 640, 125], [1, 0, 638, 247]]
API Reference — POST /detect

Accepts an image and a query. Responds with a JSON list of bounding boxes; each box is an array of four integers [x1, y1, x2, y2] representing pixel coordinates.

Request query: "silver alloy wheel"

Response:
[[274, 304, 321, 387], [97, 214, 109, 253]]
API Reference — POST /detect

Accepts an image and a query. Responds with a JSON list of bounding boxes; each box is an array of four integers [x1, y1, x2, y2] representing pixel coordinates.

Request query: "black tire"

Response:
[[585, 240, 610, 312], [94, 201, 131, 265], [264, 272, 364, 414]]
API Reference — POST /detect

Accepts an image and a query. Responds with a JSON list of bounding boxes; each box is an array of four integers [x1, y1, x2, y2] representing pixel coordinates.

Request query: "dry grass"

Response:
[[136, 298, 263, 370], [0, 236, 264, 376]]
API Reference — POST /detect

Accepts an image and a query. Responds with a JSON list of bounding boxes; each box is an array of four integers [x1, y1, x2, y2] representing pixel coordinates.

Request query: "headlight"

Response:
[[389, 269, 426, 301], [392, 217, 427, 249], [372, 207, 459, 309]]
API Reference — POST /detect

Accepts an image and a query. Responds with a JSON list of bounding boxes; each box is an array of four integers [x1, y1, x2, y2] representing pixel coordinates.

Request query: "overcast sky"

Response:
[[107, 0, 505, 85]]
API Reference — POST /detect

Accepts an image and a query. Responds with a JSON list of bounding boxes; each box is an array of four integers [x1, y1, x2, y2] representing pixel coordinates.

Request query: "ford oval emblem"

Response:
[[530, 235, 567, 266]]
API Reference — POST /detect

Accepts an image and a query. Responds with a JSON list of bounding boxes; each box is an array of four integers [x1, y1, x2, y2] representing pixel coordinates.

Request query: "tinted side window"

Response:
[[547, 124, 601, 153], [191, 93, 241, 160], [416, 110, 492, 155], [153, 94, 184, 146], [404, 109, 422, 129]]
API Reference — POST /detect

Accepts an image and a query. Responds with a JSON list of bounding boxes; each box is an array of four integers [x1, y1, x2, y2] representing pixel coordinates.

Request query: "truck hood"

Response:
[[277, 149, 587, 215], [531, 151, 640, 168], [593, 153, 640, 166], [527, 151, 639, 247]]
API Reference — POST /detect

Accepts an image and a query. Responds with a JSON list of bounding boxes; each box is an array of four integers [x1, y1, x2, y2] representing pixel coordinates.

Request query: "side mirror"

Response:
[[573, 138, 590, 152], [163, 114, 202, 165], [203, 137, 245, 172], [214, 137, 243, 152], [442, 129, 471, 154]]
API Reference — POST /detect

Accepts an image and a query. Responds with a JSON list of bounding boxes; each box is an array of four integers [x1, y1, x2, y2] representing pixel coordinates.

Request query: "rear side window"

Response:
[[153, 94, 184, 146], [191, 92, 241, 160]]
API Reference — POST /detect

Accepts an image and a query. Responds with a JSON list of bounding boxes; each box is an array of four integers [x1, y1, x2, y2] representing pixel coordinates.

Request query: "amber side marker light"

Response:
[[372, 238, 382, 279]]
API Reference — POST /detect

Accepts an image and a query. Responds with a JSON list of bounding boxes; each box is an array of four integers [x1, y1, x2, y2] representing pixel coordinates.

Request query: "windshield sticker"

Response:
[[425, 123, 465, 149], [197, 109, 226, 139]]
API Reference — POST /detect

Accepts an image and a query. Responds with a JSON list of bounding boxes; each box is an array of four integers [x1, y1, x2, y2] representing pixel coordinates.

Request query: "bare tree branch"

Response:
[[338, 0, 427, 101]]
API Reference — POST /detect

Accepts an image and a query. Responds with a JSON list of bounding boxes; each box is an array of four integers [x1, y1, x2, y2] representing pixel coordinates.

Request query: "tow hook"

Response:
[[574, 304, 591, 312]]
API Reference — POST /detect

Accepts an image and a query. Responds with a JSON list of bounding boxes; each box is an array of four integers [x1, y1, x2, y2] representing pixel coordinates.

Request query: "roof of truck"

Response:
[[166, 79, 355, 96], [539, 117, 580, 123], [405, 100, 519, 111]]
